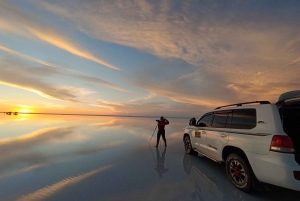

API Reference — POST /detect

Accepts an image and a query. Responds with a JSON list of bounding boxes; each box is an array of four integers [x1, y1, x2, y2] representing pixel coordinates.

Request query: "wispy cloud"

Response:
[[38, 0, 300, 106], [0, 59, 93, 102], [0, 1, 120, 70], [76, 74, 127, 92], [129, 93, 156, 103], [0, 45, 128, 92], [0, 45, 64, 70]]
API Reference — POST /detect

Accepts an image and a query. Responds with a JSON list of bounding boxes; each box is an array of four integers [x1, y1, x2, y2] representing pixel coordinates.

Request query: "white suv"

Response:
[[183, 90, 300, 192]]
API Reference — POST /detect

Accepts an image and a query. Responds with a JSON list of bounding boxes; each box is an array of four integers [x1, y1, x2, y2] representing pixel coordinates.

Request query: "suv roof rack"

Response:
[[215, 101, 270, 110]]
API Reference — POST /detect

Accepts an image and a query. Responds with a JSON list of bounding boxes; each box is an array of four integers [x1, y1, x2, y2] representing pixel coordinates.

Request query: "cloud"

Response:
[[0, 45, 128, 92], [16, 165, 113, 201], [0, 59, 91, 102], [0, 164, 45, 181], [129, 93, 156, 103], [0, 45, 65, 70], [76, 74, 127, 92], [130, 60, 238, 108], [0, 1, 120, 70], [38, 0, 300, 106]]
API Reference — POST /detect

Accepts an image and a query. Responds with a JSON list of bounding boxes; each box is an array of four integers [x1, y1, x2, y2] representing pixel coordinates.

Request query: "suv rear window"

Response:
[[231, 109, 256, 129], [212, 112, 232, 128]]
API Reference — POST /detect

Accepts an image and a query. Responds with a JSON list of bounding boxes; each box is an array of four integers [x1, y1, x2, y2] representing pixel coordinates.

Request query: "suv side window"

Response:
[[197, 114, 213, 127], [212, 112, 230, 128], [231, 109, 256, 129], [226, 112, 233, 128]]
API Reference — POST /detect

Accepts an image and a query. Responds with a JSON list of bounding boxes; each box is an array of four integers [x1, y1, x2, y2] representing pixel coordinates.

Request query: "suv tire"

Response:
[[226, 153, 253, 192], [184, 136, 196, 155]]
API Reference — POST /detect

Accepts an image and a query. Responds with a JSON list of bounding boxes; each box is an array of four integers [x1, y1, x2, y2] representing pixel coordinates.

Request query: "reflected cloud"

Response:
[[183, 154, 247, 201], [74, 140, 125, 156], [0, 126, 76, 171], [16, 165, 113, 201], [88, 119, 117, 127], [166, 131, 184, 145], [0, 126, 75, 148], [0, 140, 123, 181]]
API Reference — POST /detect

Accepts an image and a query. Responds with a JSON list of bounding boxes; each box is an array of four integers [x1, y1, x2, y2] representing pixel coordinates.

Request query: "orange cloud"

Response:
[[0, 1, 120, 71], [25, 27, 120, 71]]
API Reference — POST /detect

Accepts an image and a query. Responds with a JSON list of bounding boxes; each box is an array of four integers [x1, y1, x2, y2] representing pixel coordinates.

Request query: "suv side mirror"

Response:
[[189, 117, 196, 126], [197, 123, 206, 127]]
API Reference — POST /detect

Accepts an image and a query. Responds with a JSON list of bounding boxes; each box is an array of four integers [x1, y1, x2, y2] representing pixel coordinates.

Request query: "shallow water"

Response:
[[0, 115, 299, 201]]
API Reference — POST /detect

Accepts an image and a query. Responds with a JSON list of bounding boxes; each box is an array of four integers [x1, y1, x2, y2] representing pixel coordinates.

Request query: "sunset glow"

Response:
[[0, 0, 299, 117]]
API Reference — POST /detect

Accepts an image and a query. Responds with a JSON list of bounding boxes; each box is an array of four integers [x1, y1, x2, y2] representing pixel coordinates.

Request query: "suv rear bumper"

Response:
[[246, 151, 300, 191]]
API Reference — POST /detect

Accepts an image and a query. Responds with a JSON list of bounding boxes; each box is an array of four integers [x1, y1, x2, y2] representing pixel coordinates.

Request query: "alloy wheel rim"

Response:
[[229, 160, 246, 184], [185, 138, 190, 151]]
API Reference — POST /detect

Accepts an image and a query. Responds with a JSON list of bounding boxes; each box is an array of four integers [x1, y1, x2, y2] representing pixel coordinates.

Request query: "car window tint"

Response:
[[212, 113, 228, 128], [231, 109, 256, 129], [197, 114, 213, 127]]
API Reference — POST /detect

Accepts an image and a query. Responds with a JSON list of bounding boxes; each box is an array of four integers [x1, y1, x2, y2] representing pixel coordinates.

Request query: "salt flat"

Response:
[[0, 116, 299, 201]]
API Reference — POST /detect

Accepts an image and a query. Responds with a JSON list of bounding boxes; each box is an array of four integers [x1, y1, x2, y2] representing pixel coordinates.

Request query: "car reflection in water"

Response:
[[183, 154, 246, 201], [155, 146, 168, 178]]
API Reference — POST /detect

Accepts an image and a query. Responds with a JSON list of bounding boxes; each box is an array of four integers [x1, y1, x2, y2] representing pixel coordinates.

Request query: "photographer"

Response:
[[155, 116, 169, 147]]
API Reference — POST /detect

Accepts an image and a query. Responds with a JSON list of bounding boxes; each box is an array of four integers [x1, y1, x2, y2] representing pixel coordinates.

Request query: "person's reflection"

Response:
[[155, 146, 168, 178]]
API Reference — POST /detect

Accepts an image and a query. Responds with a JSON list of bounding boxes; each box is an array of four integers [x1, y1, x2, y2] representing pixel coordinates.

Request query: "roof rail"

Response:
[[215, 101, 270, 110]]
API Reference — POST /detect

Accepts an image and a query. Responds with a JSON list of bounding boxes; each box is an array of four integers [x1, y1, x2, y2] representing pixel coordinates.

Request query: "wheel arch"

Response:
[[222, 146, 260, 183], [222, 146, 250, 166]]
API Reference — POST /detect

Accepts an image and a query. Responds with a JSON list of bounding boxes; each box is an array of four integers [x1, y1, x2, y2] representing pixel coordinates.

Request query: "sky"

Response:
[[0, 0, 300, 117]]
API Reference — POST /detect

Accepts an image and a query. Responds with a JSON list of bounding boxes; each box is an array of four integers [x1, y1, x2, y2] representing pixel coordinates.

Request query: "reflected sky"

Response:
[[0, 115, 299, 201]]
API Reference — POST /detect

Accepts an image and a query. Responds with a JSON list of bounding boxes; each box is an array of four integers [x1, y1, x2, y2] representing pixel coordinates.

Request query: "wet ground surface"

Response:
[[0, 116, 299, 201]]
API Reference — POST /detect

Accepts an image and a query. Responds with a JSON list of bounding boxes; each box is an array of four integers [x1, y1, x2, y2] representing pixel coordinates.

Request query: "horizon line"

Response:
[[1, 112, 191, 119]]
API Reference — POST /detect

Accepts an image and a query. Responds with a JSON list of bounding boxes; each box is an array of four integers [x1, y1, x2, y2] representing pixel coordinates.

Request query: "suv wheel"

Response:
[[226, 153, 253, 192], [184, 136, 196, 155]]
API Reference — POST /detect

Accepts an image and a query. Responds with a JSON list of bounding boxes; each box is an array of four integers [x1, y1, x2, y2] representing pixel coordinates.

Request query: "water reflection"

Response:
[[183, 154, 247, 201], [1, 116, 299, 200], [155, 147, 168, 178], [16, 165, 113, 201], [0, 116, 240, 200]]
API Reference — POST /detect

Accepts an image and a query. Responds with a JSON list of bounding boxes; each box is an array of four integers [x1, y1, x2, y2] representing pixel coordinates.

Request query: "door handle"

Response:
[[202, 131, 206, 134], [220, 133, 227, 138]]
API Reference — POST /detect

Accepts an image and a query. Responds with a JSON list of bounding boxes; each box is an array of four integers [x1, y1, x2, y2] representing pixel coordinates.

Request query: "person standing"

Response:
[[155, 116, 169, 147]]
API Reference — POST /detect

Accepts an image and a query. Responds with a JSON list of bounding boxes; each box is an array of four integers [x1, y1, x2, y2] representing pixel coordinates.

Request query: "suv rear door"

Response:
[[276, 90, 300, 165]]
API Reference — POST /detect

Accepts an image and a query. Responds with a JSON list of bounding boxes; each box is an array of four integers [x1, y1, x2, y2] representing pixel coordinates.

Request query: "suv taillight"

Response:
[[270, 135, 295, 153]]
